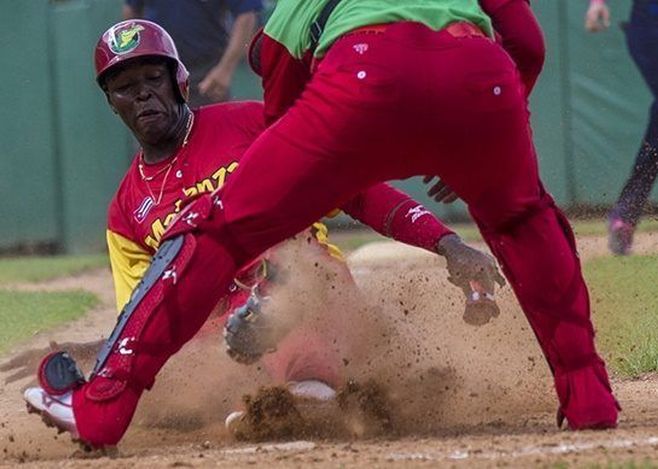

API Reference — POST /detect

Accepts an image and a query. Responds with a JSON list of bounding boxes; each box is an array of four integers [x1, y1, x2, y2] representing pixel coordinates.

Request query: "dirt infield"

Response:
[[2, 232, 658, 468]]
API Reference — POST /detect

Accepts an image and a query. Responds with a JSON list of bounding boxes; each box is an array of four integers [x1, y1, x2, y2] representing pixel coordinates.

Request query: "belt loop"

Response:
[[444, 22, 486, 39]]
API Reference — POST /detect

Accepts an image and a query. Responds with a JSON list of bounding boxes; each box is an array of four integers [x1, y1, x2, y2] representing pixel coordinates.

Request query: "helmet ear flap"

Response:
[[171, 60, 190, 103], [178, 76, 190, 103]]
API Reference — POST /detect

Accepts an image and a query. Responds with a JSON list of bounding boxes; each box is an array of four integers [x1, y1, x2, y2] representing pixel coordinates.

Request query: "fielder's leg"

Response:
[[406, 34, 620, 428], [471, 188, 619, 429], [224, 24, 619, 429]]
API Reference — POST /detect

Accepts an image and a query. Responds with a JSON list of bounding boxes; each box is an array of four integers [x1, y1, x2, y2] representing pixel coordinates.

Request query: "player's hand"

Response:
[[199, 64, 233, 102], [0, 340, 102, 385], [585, 1, 611, 32], [423, 176, 459, 204], [436, 234, 506, 326]]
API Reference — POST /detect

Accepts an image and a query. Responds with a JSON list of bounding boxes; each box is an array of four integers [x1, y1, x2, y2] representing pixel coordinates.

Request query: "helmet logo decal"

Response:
[[109, 23, 145, 55]]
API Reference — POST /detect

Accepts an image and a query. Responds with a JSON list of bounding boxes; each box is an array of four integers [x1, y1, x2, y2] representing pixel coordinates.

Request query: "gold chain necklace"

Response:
[[138, 111, 194, 205], [142, 164, 175, 206]]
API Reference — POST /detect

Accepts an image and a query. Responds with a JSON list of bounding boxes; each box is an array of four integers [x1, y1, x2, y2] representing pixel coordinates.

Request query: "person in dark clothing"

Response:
[[586, 0, 658, 255], [124, 0, 262, 106]]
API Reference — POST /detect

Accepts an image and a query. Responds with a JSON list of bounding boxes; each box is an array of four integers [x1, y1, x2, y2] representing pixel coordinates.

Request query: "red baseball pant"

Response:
[[71, 22, 618, 446]]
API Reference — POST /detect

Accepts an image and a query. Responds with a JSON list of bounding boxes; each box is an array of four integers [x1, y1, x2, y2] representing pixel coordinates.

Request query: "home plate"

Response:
[[222, 441, 317, 455]]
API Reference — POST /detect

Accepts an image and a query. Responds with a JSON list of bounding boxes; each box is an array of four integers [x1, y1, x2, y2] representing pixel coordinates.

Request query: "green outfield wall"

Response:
[[0, 0, 652, 252]]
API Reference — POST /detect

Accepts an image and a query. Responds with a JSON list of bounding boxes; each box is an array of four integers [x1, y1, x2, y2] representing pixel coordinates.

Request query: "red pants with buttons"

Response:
[[71, 22, 618, 446]]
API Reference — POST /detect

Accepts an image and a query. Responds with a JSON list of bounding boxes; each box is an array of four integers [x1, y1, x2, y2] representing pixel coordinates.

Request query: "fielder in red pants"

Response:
[[26, 0, 619, 447]]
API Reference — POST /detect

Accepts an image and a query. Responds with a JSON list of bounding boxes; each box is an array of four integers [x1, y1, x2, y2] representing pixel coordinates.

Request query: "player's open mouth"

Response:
[[137, 110, 161, 121]]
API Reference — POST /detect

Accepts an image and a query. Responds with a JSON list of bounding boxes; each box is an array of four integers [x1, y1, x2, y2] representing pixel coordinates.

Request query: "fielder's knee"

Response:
[[472, 191, 588, 323]]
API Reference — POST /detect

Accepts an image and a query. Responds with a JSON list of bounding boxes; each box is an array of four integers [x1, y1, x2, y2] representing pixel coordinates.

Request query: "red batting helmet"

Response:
[[94, 19, 189, 102]]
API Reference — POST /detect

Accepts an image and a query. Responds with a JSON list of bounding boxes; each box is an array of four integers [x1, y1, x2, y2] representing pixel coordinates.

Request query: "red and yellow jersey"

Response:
[[108, 101, 455, 311], [107, 101, 340, 311]]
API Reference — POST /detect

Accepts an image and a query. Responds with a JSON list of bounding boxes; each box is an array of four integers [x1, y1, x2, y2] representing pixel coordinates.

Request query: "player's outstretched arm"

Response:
[[341, 183, 505, 325], [340, 182, 455, 253]]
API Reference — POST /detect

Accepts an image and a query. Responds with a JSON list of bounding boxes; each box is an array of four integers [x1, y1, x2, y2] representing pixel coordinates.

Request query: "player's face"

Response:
[[105, 59, 181, 145]]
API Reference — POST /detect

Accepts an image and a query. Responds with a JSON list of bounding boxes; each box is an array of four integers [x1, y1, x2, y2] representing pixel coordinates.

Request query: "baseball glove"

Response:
[[437, 234, 506, 326], [223, 288, 282, 365]]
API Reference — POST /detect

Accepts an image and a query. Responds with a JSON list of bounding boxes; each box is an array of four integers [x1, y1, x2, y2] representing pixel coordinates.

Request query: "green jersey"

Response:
[[264, 0, 494, 58]]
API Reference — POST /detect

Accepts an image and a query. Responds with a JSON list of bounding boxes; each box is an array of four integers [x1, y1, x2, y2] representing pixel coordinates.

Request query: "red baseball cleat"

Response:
[[555, 364, 620, 431]]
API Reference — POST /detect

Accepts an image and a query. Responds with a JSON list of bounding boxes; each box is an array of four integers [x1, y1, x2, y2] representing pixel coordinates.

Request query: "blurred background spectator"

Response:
[[585, 0, 658, 255], [3, 1, 655, 254], [123, 0, 262, 107]]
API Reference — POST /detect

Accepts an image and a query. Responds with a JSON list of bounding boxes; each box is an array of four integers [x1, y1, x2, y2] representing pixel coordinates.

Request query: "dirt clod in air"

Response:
[[232, 386, 305, 442], [231, 379, 395, 442], [336, 379, 393, 437]]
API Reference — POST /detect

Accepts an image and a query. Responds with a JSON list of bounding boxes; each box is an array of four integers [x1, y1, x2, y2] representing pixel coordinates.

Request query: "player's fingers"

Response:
[[480, 254, 506, 288], [0, 353, 32, 371], [494, 269, 507, 287], [0, 359, 17, 372], [589, 20, 604, 32], [197, 80, 209, 95], [442, 192, 459, 204], [468, 258, 498, 291], [207, 83, 228, 101], [492, 301, 501, 317], [422, 175, 435, 184], [4, 368, 33, 385], [434, 187, 456, 203], [199, 80, 223, 99], [74, 344, 101, 361], [427, 180, 447, 197], [426, 181, 442, 197], [584, 14, 596, 31], [447, 274, 469, 293], [585, 8, 604, 32], [432, 185, 454, 202]]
